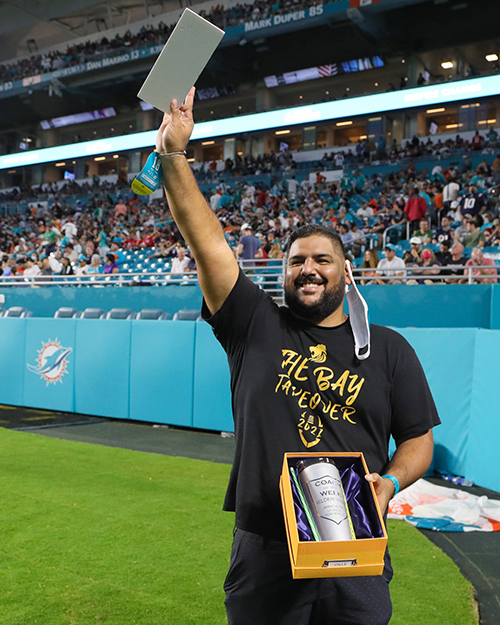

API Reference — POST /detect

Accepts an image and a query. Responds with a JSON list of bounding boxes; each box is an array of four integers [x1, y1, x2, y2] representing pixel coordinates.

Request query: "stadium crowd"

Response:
[[0, 0, 332, 84], [1, 137, 500, 284]]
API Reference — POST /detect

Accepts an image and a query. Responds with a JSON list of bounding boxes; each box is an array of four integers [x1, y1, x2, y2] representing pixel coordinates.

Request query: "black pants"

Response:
[[224, 530, 393, 625]]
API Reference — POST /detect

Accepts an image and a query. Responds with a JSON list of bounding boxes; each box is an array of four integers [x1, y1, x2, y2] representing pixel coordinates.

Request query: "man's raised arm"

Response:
[[156, 88, 239, 315]]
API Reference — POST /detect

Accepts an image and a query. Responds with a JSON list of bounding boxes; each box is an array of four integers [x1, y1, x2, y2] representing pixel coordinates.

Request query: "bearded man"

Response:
[[156, 88, 440, 625]]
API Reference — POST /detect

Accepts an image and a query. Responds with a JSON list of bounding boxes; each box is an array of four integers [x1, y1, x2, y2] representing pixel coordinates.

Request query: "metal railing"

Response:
[[351, 264, 498, 284], [238, 258, 286, 304], [0, 271, 199, 287], [0, 262, 496, 295]]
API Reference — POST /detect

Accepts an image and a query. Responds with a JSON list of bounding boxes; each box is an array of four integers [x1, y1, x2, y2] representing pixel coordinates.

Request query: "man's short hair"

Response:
[[285, 224, 345, 259]]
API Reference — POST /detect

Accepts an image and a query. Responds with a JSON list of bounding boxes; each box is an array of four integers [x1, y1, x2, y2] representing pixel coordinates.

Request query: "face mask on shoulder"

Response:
[[345, 260, 370, 360]]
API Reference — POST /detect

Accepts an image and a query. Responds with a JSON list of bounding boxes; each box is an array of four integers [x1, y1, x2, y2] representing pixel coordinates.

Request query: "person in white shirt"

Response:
[[170, 247, 190, 275], [62, 218, 78, 241], [300, 178, 313, 195], [441, 178, 460, 223], [375, 244, 406, 284], [334, 152, 345, 168], [23, 258, 41, 278], [357, 201, 374, 218], [210, 191, 221, 212], [75, 256, 90, 276]]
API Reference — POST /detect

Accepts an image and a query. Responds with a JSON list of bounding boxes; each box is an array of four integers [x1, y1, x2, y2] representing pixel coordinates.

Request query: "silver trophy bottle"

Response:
[[297, 458, 355, 541]]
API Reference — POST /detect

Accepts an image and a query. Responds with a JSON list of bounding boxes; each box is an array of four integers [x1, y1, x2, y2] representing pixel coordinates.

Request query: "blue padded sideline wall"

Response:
[[1, 283, 499, 328], [0, 316, 498, 493]]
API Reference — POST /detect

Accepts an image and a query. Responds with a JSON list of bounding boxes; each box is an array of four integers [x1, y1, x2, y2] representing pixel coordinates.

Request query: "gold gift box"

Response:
[[280, 452, 388, 579]]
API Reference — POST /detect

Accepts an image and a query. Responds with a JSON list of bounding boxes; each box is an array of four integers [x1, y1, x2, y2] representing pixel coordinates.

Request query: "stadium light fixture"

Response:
[[3, 74, 500, 172], [336, 121, 353, 126], [201, 140, 215, 145], [55, 162, 66, 167], [486, 54, 499, 62], [275, 129, 291, 135], [441, 61, 454, 69], [94, 156, 106, 161], [426, 108, 446, 113]]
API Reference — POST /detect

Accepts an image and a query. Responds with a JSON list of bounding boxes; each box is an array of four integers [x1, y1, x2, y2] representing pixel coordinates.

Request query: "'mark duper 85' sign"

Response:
[[244, 4, 324, 32]]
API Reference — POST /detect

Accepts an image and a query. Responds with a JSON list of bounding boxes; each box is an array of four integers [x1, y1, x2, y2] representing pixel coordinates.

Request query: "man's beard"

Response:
[[285, 273, 345, 323]]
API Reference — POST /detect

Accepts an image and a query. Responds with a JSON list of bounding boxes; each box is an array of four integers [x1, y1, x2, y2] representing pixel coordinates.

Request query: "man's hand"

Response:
[[156, 87, 196, 154], [365, 473, 395, 514]]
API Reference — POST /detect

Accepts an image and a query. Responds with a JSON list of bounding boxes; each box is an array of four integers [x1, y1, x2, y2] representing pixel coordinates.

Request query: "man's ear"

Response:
[[344, 259, 354, 289]]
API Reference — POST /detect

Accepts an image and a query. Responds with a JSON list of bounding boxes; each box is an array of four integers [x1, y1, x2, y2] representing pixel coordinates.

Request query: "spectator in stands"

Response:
[[441, 177, 460, 222], [369, 209, 392, 248], [353, 170, 366, 193], [360, 249, 379, 285], [486, 218, 500, 246], [461, 215, 486, 248], [457, 183, 487, 219], [349, 222, 364, 258], [487, 128, 499, 147], [404, 188, 427, 233], [338, 223, 353, 255], [435, 240, 452, 267], [375, 243, 406, 284], [103, 253, 119, 275], [408, 237, 423, 264], [88, 254, 102, 274], [236, 223, 262, 270], [408, 248, 441, 285], [433, 215, 455, 245], [465, 248, 498, 284], [75, 255, 90, 277], [470, 169, 487, 189], [2, 257, 17, 276], [62, 217, 78, 241], [39, 254, 62, 278], [444, 242, 467, 284], [472, 130, 485, 151], [23, 257, 41, 278], [114, 198, 128, 219], [413, 218, 433, 245], [170, 246, 190, 275], [493, 154, 500, 185], [268, 240, 284, 259], [356, 201, 374, 218], [59, 257, 74, 276]]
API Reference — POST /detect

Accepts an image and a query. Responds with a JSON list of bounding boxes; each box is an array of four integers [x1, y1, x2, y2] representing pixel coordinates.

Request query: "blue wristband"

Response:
[[382, 474, 400, 496]]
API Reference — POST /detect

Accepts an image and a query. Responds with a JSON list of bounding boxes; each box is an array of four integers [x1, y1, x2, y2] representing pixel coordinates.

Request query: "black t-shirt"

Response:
[[203, 271, 440, 540], [435, 252, 452, 274], [447, 256, 466, 277]]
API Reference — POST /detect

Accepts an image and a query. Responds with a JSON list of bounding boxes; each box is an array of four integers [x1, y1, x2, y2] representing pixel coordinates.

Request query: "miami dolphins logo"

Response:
[[27, 339, 72, 386], [309, 344, 327, 363]]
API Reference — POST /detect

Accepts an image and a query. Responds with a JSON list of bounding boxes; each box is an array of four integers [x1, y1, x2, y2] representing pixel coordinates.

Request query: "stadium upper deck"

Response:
[[0, 0, 499, 192]]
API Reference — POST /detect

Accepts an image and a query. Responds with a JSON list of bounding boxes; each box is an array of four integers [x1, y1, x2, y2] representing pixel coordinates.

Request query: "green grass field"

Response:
[[0, 427, 477, 624]]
